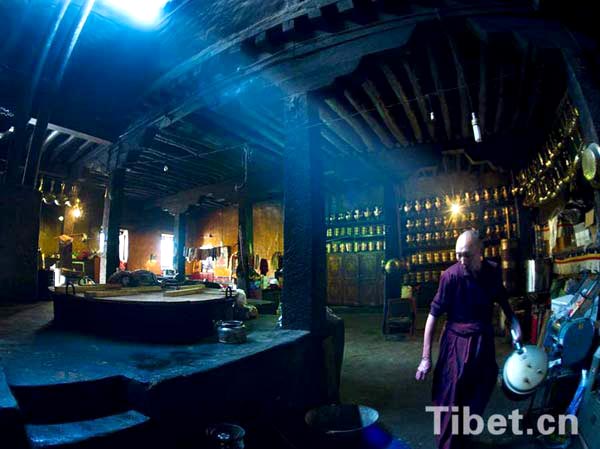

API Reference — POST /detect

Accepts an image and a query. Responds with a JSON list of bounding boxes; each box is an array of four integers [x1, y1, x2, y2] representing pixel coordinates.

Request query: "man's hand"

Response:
[[415, 357, 432, 381]]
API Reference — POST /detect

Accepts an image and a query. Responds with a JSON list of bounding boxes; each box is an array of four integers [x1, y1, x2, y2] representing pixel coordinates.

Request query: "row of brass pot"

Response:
[[405, 223, 517, 245], [403, 271, 442, 284], [327, 224, 385, 238], [403, 186, 512, 214], [326, 240, 386, 253], [327, 206, 383, 223], [405, 207, 516, 230], [409, 245, 504, 266]]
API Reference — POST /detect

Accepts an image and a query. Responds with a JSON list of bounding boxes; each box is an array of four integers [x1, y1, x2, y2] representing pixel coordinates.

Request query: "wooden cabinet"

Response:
[[327, 252, 384, 306]]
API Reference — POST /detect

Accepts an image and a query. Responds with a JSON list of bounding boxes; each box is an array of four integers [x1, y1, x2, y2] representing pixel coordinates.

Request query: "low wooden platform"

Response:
[[52, 287, 235, 343]]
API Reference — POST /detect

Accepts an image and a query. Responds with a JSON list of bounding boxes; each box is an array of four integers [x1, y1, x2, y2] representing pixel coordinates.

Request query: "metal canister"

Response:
[[346, 242, 353, 252], [441, 251, 449, 262], [326, 243, 331, 253], [339, 243, 346, 253], [354, 241, 360, 252], [368, 241, 375, 252], [340, 227, 346, 236], [425, 198, 432, 210], [354, 226, 360, 236], [411, 254, 418, 265], [492, 209, 499, 221], [423, 271, 431, 282], [491, 246, 499, 258], [347, 226, 353, 236], [414, 200, 422, 212], [216, 321, 247, 344], [433, 251, 441, 264], [417, 253, 425, 265], [360, 241, 368, 252], [361, 226, 368, 236], [376, 240, 383, 251], [483, 210, 490, 222], [434, 216, 442, 227], [377, 225, 383, 235], [334, 227, 340, 237], [332, 243, 338, 253], [434, 231, 441, 242], [434, 197, 442, 209], [447, 250, 455, 261], [426, 252, 433, 264], [416, 272, 423, 283], [326, 228, 332, 237], [423, 217, 430, 228], [432, 271, 440, 283], [414, 219, 422, 229]]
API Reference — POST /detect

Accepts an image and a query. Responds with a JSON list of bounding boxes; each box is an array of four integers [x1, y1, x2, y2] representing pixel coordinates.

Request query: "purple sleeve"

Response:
[[494, 268, 514, 320], [430, 270, 452, 317]]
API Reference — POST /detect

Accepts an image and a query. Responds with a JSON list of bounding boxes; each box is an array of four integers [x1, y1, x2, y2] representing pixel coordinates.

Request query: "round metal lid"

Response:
[[582, 142, 600, 182], [503, 345, 548, 394]]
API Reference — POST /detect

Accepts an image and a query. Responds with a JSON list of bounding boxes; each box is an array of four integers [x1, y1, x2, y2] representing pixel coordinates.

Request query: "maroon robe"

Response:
[[429, 260, 513, 449]]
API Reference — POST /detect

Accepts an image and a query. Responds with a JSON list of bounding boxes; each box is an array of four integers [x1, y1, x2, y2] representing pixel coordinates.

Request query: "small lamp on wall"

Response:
[[149, 254, 157, 262]]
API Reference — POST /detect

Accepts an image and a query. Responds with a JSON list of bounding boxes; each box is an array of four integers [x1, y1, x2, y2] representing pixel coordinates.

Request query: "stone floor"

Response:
[[336, 310, 583, 449], [0, 302, 586, 449]]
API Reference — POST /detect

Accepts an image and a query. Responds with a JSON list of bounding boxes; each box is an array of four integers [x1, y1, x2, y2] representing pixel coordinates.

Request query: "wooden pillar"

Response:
[[382, 183, 401, 333], [0, 186, 42, 301], [282, 92, 327, 332], [237, 196, 254, 293], [174, 212, 187, 277], [100, 168, 124, 281]]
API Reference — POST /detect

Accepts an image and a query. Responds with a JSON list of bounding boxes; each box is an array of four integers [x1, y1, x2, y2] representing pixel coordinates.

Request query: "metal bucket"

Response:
[[305, 404, 379, 445]]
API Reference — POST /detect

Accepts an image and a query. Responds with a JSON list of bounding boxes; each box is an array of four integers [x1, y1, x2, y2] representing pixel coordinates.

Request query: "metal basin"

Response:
[[305, 404, 379, 437]]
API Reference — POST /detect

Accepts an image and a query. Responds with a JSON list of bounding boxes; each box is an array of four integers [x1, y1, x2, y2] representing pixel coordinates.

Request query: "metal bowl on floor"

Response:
[[305, 404, 379, 437]]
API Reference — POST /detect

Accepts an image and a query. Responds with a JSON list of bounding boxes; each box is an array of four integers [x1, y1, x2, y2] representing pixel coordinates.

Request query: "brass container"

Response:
[[327, 228, 332, 237], [434, 231, 441, 242], [354, 226, 360, 236], [424, 271, 431, 282], [353, 209, 361, 220], [434, 197, 442, 209], [473, 190, 481, 203], [332, 243, 339, 252], [500, 238, 510, 251], [406, 234, 413, 244], [361, 226, 368, 235], [403, 201, 412, 213], [415, 233, 422, 244], [501, 186, 509, 201], [414, 219, 422, 229], [345, 210, 352, 221], [369, 225, 375, 235], [340, 227, 346, 237], [425, 198, 432, 210], [329, 213, 336, 222], [339, 243, 345, 253], [482, 188, 491, 202], [326, 243, 331, 253], [376, 241, 383, 251], [491, 246, 499, 258], [492, 209, 499, 220], [452, 229, 459, 238], [470, 212, 476, 222], [424, 232, 432, 243], [411, 254, 418, 265], [377, 225, 383, 235], [414, 200, 422, 213], [464, 191, 471, 205], [447, 250, 455, 261], [363, 208, 372, 219], [484, 247, 491, 258], [360, 241, 368, 252], [334, 227, 340, 237], [417, 253, 425, 265], [423, 217, 430, 228], [434, 216, 442, 227], [432, 271, 440, 283], [492, 187, 500, 202], [354, 242, 360, 252], [426, 252, 433, 264], [485, 226, 492, 237], [346, 227, 352, 236], [368, 241, 375, 252], [483, 210, 490, 222], [441, 251, 449, 263], [433, 252, 441, 264], [444, 230, 452, 241], [416, 272, 423, 283]]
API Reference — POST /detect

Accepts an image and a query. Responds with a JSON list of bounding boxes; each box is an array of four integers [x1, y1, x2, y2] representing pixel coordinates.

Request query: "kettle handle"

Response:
[[511, 329, 524, 353]]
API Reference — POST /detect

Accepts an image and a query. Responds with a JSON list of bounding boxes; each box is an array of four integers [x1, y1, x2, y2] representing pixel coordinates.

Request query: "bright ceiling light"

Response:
[[102, 0, 170, 25], [450, 203, 462, 215]]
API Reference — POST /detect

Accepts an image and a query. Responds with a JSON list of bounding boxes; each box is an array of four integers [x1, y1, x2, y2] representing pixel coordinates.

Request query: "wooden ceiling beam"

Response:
[[324, 96, 378, 152], [47, 135, 79, 165], [319, 106, 366, 154], [362, 78, 408, 146], [343, 88, 394, 149], [66, 140, 96, 164], [138, 150, 226, 182], [427, 45, 452, 141], [381, 63, 423, 143]]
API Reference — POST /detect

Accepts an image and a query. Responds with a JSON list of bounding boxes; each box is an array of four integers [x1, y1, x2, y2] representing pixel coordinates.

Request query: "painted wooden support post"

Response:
[[382, 183, 401, 334], [237, 196, 254, 294], [174, 213, 187, 278], [100, 168, 124, 282], [282, 92, 327, 332]]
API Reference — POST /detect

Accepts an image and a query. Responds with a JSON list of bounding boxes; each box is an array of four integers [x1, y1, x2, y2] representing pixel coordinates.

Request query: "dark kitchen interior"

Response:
[[2, 1, 600, 448]]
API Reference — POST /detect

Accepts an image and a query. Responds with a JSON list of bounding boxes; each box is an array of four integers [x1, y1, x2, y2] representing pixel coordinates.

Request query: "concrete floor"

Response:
[[336, 310, 583, 449]]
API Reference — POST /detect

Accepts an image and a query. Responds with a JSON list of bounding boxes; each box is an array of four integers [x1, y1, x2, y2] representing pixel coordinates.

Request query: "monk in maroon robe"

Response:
[[415, 230, 522, 449]]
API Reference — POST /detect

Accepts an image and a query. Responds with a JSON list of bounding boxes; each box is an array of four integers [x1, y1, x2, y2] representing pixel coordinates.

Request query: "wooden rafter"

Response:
[[401, 61, 435, 141], [427, 45, 452, 141], [478, 42, 487, 135], [343, 88, 394, 149], [447, 37, 471, 139], [493, 63, 505, 134], [67, 141, 96, 164], [381, 63, 423, 143], [319, 106, 366, 154], [361, 78, 408, 146], [324, 96, 377, 152], [48, 135, 78, 164], [321, 128, 352, 156]]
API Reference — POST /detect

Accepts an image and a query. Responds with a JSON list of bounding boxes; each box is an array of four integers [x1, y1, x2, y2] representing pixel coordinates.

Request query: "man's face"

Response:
[[455, 236, 482, 273]]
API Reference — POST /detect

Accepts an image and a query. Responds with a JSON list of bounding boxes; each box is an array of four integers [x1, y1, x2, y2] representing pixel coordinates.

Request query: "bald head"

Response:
[[455, 230, 483, 273]]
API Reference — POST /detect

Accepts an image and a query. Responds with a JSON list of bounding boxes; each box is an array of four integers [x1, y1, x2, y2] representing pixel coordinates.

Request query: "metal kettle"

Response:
[[502, 330, 548, 400]]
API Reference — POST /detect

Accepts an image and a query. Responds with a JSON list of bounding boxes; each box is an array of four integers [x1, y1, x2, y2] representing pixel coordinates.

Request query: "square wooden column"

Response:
[[282, 93, 327, 332], [174, 212, 187, 277], [100, 168, 125, 281]]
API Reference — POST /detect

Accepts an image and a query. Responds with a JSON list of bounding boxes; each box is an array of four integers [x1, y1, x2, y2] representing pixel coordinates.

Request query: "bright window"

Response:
[[161, 234, 174, 269]]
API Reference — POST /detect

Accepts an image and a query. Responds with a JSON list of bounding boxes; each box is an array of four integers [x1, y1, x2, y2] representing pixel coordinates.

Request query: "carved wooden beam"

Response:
[[343, 88, 394, 149], [401, 61, 435, 141], [427, 45, 452, 141], [318, 106, 366, 153], [381, 63, 423, 143], [362, 78, 408, 146], [324, 96, 378, 152], [448, 37, 471, 139]]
